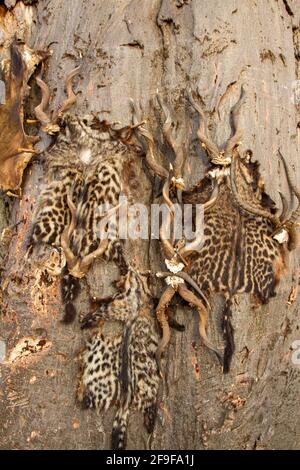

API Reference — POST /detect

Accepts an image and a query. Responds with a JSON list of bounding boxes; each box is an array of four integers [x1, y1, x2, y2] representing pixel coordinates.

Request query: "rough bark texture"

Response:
[[0, 0, 300, 450]]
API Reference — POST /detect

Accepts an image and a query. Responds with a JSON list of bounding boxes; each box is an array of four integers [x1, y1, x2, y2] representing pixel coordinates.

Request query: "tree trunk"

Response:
[[0, 0, 299, 450]]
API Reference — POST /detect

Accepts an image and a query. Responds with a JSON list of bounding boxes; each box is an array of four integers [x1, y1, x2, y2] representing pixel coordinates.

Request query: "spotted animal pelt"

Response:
[[30, 113, 136, 258], [78, 315, 160, 450], [29, 114, 140, 322], [188, 184, 284, 302], [185, 173, 285, 372]]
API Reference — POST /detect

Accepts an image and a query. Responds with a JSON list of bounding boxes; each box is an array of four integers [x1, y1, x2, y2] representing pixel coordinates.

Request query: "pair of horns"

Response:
[[61, 191, 122, 279], [187, 86, 245, 165], [35, 65, 81, 134]]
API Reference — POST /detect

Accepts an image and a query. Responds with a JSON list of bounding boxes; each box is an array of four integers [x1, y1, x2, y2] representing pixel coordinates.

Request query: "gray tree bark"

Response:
[[0, 0, 299, 450]]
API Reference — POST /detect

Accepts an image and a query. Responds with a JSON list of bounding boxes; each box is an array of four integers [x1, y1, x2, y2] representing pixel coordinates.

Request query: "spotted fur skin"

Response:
[[80, 267, 151, 328], [184, 158, 285, 372], [30, 114, 138, 321], [78, 315, 159, 450]]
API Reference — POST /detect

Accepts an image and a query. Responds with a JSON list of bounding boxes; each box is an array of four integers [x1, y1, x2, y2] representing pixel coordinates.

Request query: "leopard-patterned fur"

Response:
[[29, 114, 139, 322], [184, 159, 285, 372], [78, 315, 159, 450]]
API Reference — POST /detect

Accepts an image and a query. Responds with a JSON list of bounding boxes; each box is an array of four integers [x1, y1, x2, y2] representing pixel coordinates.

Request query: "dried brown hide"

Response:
[[0, 39, 49, 192]]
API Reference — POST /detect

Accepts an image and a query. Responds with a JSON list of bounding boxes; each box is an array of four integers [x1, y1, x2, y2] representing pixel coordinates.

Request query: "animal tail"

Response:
[[222, 298, 235, 373], [111, 322, 131, 450], [111, 406, 130, 450], [119, 324, 130, 396], [143, 403, 157, 434], [61, 268, 80, 323]]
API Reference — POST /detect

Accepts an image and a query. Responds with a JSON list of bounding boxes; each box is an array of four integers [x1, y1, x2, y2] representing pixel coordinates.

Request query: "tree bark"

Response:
[[0, 0, 299, 450]]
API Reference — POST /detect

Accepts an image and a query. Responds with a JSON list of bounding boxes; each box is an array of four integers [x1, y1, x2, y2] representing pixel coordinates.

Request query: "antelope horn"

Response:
[[177, 283, 221, 362], [34, 75, 60, 134], [187, 88, 220, 161], [224, 86, 246, 158], [278, 191, 289, 223], [178, 233, 203, 258], [155, 285, 176, 373], [278, 150, 300, 225], [79, 203, 122, 272], [138, 126, 169, 180], [230, 150, 280, 227], [53, 65, 81, 121], [160, 177, 176, 259], [156, 94, 185, 187], [157, 271, 210, 309], [60, 190, 77, 270]]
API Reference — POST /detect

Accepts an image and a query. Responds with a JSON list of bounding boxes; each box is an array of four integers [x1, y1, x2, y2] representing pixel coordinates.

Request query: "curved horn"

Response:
[[224, 86, 245, 158], [34, 75, 50, 126], [155, 285, 176, 373], [35, 75, 60, 134], [160, 177, 176, 259], [35, 65, 80, 134], [157, 271, 210, 309], [53, 65, 81, 121], [138, 126, 169, 180], [278, 191, 289, 222], [178, 233, 204, 259], [187, 88, 220, 161], [79, 203, 121, 272], [156, 94, 185, 188], [177, 283, 222, 362]]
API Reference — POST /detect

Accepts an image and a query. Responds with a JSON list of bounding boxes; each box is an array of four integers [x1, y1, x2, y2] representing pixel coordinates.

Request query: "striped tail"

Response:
[[61, 268, 80, 323], [222, 298, 235, 373], [111, 406, 130, 450]]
